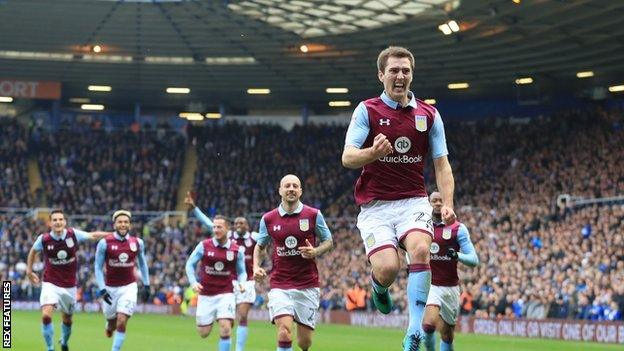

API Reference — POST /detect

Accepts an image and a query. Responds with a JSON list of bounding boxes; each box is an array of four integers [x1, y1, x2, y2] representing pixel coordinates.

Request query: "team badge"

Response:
[[442, 228, 452, 240], [129, 242, 138, 252], [226, 251, 234, 261], [365, 234, 376, 248], [299, 219, 310, 231], [65, 237, 74, 248], [415, 115, 427, 132]]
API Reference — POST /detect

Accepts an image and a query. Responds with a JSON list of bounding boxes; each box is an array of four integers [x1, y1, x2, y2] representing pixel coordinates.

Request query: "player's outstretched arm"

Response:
[[185, 191, 214, 233], [86, 231, 110, 241], [94, 239, 112, 304], [26, 245, 41, 284], [252, 244, 267, 282], [185, 243, 204, 293], [253, 217, 270, 281], [137, 239, 151, 301], [456, 224, 479, 267], [342, 135, 393, 169], [433, 155, 456, 224]]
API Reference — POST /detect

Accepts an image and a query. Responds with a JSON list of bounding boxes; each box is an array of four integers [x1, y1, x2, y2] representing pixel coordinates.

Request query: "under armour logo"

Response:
[[273, 225, 281, 231], [207, 251, 215, 257], [47, 245, 54, 250], [379, 119, 390, 126], [111, 245, 118, 250]]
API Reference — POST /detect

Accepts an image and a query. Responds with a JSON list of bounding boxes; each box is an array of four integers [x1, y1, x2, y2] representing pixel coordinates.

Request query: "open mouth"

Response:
[[393, 82, 405, 90]]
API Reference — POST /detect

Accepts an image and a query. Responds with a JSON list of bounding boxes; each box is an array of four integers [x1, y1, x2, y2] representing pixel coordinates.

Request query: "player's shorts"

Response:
[[102, 282, 138, 320], [357, 197, 433, 257], [233, 280, 257, 305], [267, 287, 320, 330], [40, 282, 77, 315], [196, 293, 236, 326], [426, 285, 460, 325]]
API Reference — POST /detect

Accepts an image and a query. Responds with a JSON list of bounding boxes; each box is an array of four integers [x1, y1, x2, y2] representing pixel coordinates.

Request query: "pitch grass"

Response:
[[10, 310, 622, 351]]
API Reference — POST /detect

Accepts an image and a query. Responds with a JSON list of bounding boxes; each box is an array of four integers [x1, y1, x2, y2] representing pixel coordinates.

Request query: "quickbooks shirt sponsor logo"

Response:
[[379, 154, 423, 164]]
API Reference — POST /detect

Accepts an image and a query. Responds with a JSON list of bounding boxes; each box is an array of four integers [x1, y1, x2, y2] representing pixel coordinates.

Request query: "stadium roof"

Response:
[[0, 0, 623, 111]]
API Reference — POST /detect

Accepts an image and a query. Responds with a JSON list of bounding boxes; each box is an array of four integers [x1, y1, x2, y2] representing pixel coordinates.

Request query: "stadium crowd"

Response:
[[1, 104, 623, 321], [0, 118, 31, 207], [32, 125, 185, 213]]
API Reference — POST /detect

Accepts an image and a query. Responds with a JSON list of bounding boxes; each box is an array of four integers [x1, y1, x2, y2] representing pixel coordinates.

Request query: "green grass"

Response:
[[9, 310, 622, 351]]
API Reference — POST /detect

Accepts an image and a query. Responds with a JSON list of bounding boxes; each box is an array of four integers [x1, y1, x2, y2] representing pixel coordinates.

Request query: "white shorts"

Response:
[[426, 285, 460, 326], [40, 282, 77, 315], [358, 197, 433, 256], [196, 293, 236, 326], [267, 288, 320, 330], [233, 280, 257, 305], [102, 283, 138, 320]]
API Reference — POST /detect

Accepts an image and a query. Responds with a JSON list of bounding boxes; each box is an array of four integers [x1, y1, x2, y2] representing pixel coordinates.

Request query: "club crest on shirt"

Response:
[[442, 228, 452, 240], [365, 234, 376, 248], [299, 219, 310, 231], [129, 242, 138, 252], [415, 115, 427, 132], [226, 250, 234, 261], [65, 237, 74, 248]]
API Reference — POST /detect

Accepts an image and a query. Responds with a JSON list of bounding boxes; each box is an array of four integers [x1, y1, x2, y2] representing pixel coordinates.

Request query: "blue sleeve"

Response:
[[236, 248, 247, 283], [256, 217, 270, 246], [344, 102, 370, 148], [32, 235, 43, 251], [315, 211, 332, 241], [429, 110, 449, 159], [94, 239, 107, 290], [73, 229, 91, 243], [193, 207, 214, 233], [457, 224, 479, 267], [137, 239, 150, 286], [185, 243, 204, 285]]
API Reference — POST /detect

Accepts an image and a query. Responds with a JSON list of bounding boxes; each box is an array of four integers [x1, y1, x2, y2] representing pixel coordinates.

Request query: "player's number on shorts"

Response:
[[307, 308, 316, 323], [414, 212, 433, 231]]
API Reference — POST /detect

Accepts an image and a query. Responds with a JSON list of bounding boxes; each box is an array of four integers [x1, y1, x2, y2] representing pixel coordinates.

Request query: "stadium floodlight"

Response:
[[328, 101, 351, 107], [448, 20, 460, 32], [247, 88, 271, 95], [300, 45, 309, 53], [424, 99, 437, 105], [576, 71, 594, 78], [609, 85, 624, 92], [178, 112, 204, 120], [448, 82, 469, 89], [326, 88, 349, 94], [515, 77, 533, 85], [0, 96, 13, 103], [205, 112, 222, 119], [92, 45, 102, 53], [81, 104, 104, 111], [88, 85, 112, 92], [438, 23, 452, 35], [166, 87, 191, 94]]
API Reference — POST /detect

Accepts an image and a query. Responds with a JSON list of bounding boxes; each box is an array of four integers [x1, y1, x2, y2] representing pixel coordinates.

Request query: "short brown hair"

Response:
[[377, 46, 415, 73], [49, 209, 65, 219], [213, 215, 230, 227]]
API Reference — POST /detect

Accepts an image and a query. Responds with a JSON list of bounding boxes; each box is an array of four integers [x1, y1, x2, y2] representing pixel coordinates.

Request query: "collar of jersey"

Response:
[[212, 237, 231, 249], [278, 201, 304, 216], [380, 91, 417, 110], [113, 232, 129, 241], [50, 229, 67, 241]]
